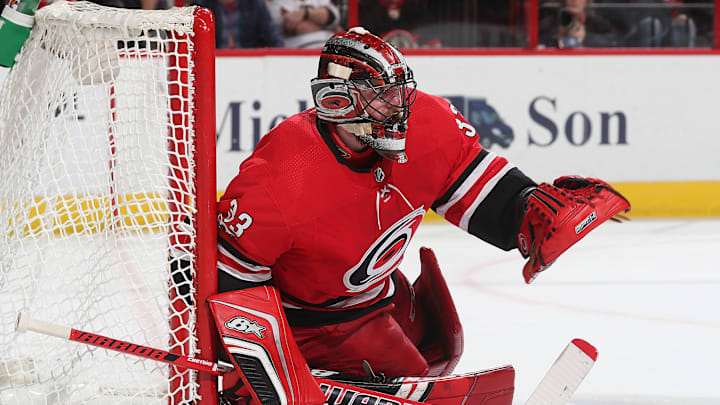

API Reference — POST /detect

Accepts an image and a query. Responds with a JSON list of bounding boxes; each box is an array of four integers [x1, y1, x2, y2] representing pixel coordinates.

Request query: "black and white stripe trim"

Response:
[[217, 237, 272, 282], [432, 149, 488, 211], [218, 262, 271, 283], [218, 237, 271, 269], [434, 151, 516, 230], [434, 151, 499, 218], [329, 277, 395, 309], [280, 276, 395, 310], [457, 163, 515, 231], [218, 244, 271, 273]]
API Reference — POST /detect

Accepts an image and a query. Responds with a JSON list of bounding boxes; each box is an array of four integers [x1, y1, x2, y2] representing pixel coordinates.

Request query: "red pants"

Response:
[[292, 272, 429, 378]]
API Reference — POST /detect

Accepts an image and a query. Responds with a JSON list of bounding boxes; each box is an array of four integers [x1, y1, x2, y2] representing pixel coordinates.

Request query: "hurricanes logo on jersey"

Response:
[[343, 207, 425, 293]]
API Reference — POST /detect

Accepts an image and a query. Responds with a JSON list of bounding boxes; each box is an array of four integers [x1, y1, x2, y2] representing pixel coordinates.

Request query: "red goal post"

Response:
[[0, 2, 218, 404]]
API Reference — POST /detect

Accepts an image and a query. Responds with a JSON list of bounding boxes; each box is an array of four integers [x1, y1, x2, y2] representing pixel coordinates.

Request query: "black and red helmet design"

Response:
[[311, 27, 417, 163]]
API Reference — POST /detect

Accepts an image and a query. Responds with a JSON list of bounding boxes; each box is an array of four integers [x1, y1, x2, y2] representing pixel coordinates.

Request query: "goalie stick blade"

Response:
[[525, 338, 598, 405]]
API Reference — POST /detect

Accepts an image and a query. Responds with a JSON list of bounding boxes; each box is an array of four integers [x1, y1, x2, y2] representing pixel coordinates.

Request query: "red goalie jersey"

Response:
[[216, 90, 535, 327]]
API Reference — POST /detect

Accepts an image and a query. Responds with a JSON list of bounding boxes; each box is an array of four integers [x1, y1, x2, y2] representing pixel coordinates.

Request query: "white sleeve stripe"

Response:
[[280, 278, 395, 311], [281, 302, 303, 309], [218, 245, 271, 272], [435, 151, 497, 218], [458, 162, 515, 231], [218, 261, 272, 282], [326, 277, 394, 309]]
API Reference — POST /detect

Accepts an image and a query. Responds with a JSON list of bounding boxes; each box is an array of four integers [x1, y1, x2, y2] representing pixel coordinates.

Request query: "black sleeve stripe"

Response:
[[280, 290, 350, 308], [280, 272, 397, 309], [218, 234, 270, 268], [284, 295, 395, 327], [431, 149, 489, 211], [466, 167, 536, 251], [218, 270, 272, 293]]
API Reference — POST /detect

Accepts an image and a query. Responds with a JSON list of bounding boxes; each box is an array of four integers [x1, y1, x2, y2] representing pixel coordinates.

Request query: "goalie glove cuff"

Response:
[[517, 176, 631, 283]]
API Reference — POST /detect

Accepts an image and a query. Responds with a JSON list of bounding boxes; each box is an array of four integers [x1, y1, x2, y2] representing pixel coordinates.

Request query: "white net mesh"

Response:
[[0, 2, 206, 404]]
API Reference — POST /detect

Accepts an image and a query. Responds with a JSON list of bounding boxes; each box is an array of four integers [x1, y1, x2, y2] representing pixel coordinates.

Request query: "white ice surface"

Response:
[[402, 219, 720, 405]]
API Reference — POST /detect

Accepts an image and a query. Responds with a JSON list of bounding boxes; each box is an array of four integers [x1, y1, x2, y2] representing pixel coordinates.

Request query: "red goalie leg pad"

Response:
[[317, 377, 430, 405], [208, 287, 325, 405], [403, 366, 515, 405], [412, 247, 463, 376], [334, 366, 515, 405]]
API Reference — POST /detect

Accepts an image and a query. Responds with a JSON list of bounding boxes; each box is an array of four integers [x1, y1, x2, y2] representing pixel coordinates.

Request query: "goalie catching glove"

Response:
[[517, 176, 631, 283]]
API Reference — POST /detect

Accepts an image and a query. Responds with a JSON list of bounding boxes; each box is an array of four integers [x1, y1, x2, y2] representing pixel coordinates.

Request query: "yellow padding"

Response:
[[612, 181, 720, 217], [7, 194, 170, 238], [421, 181, 720, 221], [12, 181, 717, 239]]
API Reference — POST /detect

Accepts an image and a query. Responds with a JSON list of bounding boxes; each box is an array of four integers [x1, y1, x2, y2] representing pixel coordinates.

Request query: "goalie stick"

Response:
[[15, 312, 233, 376], [525, 339, 598, 405], [16, 312, 596, 404], [15, 312, 426, 405]]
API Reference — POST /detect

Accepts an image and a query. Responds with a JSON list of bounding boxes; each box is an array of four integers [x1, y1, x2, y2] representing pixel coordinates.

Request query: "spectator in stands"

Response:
[[360, 0, 532, 48], [681, 0, 712, 46], [664, 6, 698, 47], [613, 0, 698, 47], [191, 0, 284, 48], [357, 0, 437, 48], [264, 0, 342, 48], [539, 0, 619, 47]]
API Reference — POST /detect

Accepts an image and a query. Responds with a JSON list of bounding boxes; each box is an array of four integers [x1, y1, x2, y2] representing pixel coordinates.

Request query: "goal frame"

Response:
[[187, 6, 218, 405]]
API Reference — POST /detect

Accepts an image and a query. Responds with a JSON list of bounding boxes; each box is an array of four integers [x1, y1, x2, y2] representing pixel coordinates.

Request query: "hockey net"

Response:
[[0, 2, 217, 404]]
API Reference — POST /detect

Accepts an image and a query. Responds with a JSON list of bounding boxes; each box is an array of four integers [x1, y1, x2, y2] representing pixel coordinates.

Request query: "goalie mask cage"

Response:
[[0, 2, 218, 404]]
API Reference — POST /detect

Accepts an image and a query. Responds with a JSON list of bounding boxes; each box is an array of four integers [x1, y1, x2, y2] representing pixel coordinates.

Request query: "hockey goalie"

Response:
[[211, 27, 631, 404]]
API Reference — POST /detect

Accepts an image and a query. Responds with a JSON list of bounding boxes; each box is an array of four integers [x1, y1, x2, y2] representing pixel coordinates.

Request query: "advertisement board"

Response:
[[214, 54, 720, 216], [2, 53, 717, 216]]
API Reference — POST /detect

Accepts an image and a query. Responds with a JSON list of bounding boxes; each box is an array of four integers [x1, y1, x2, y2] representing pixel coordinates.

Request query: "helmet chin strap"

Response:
[[338, 122, 408, 164]]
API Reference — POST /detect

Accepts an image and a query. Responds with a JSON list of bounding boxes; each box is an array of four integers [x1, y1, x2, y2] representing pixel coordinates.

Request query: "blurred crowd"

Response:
[[5, 0, 712, 48], [538, 0, 711, 48]]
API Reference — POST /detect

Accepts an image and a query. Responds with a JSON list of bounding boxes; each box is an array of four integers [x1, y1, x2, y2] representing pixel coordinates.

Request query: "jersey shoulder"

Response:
[[233, 109, 324, 180], [406, 90, 480, 160], [411, 90, 457, 125], [223, 109, 340, 223], [252, 109, 321, 164]]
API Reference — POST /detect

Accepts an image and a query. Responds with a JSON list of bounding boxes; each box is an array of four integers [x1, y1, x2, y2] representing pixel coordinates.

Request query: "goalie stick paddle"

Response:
[[15, 312, 233, 376], [525, 338, 598, 405]]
